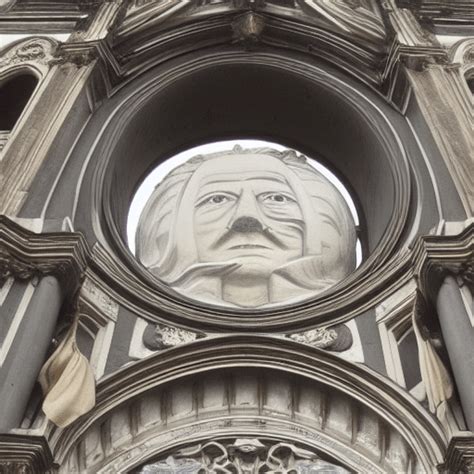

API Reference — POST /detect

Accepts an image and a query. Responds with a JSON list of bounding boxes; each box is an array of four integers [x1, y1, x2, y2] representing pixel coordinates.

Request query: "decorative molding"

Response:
[[296, 0, 386, 43], [1, 40, 97, 216], [142, 323, 200, 351], [81, 224, 472, 334], [139, 438, 349, 473], [80, 277, 119, 323], [82, 45, 412, 331], [109, 0, 390, 89], [129, 319, 204, 360], [376, 279, 418, 387], [405, 65, 473, 215], [287, 324, 352, 352], [0, 1, 96, 33], [0, 37, 58, 71], [395, 0, 474, 33], [231, 11, 266, 45], [384, 2, 436, 47], [441, 433, 474, 473], [0, 216, 89, 295], [121, 0, 387, 46], [50, 43, 99, 68], [415, 224, 474, 304], [50, 336, 447, 471], [0, 434, 53, 473]]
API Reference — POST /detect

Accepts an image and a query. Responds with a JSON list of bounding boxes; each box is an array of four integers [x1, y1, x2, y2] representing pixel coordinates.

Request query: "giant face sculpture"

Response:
[[136, 148, 356, 308]]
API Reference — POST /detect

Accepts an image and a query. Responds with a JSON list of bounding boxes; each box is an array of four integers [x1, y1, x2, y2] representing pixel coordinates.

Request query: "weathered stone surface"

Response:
[[137, 148, 356, 308]]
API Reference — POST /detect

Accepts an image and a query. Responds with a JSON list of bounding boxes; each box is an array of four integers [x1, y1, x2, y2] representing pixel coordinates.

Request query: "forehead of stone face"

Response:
[[193, 153, 295, 185]]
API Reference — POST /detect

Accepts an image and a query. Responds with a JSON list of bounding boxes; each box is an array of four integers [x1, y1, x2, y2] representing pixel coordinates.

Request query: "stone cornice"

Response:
[[105, 1, 391, 91], [413, 223, 473, 302], [0, 434, 53, 473], [395, 0, 474, 34], [0, 0, 101, 34], [441, 433, 474, 473], [0, 216, 90, 295]]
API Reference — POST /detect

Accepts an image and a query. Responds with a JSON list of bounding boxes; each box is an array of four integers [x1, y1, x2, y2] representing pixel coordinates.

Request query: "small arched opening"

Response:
[[0, 71, 38, 132]]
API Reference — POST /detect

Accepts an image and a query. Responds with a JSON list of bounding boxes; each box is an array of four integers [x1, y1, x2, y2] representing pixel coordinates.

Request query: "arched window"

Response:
[[0, 71, 38, 132]]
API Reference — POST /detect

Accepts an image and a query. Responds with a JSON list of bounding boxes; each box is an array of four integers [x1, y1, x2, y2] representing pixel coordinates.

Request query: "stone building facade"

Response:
[[0, 0, 472, 472]]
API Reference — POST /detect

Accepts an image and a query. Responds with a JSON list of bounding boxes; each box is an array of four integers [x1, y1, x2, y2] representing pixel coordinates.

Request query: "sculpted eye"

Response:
[[199, 193, 232, 206], [261, 193, 295, 204]]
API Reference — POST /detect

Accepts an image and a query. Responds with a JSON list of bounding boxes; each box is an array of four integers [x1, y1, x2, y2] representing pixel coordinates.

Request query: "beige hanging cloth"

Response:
[[412, 311, 453, 422], [38, 318, 96, 428]]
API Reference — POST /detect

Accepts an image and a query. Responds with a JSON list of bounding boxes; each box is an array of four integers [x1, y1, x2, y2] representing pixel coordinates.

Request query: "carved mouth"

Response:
[[228, 244, 270, 250]]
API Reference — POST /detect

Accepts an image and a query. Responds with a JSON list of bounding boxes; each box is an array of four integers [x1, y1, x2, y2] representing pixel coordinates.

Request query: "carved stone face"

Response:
[[136, 148, 356, 308], [193, 154, 304, 281]]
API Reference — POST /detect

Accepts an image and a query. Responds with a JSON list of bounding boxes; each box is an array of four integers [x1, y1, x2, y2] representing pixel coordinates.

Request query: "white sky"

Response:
[[0, 33, 70, 49], [127, 139, 361, 263]]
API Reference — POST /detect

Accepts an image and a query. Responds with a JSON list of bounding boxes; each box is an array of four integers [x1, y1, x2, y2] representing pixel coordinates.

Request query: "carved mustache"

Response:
[[210, 216, 305, 251]]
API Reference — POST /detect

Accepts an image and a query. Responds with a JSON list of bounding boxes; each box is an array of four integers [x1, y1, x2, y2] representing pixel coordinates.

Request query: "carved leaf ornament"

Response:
[[137, 438, 349, 473]]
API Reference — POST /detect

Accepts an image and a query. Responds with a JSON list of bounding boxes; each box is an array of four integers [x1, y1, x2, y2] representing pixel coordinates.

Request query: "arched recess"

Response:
[[53, 45, 435, 331], [0, 67, 39, 151], [0, 70, 38, 132], [51, 337, 446, 472], [0, 37, 58, 156]]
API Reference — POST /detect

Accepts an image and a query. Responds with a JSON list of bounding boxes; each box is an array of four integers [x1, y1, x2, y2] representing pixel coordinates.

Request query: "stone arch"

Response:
[[44, 44, 439, 332], [51, 337, 446, 472]]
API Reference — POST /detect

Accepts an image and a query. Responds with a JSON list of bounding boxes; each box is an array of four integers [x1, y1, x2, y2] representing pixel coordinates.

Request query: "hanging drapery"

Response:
[[38, 315, 95, 428]]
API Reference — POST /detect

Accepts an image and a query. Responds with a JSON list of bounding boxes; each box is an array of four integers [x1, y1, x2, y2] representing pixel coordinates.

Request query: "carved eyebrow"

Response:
[[198, 172, 289, 185]]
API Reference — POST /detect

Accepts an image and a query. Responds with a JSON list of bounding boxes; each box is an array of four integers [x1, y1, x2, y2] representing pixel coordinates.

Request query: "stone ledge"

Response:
[[0, 434, 54, 473]]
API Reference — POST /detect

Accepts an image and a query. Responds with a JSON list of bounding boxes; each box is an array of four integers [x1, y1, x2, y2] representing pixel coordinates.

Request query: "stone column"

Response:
[[436, 275, 474, 430], [0, 276, 63, 431]]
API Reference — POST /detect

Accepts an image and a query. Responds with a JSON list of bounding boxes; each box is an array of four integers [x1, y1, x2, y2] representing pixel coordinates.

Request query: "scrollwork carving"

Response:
[[81, 278, 119, 321], [0, 38, 56, 70], [0, 216, 89, 293], [0, 247, 67, 285], [288, 324, 353, 351], [137, 438, 350, 473], [142, 323, 199, 350]]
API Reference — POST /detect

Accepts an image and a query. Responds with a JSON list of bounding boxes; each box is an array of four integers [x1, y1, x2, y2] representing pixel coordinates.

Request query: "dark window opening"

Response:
[[467, 76, 474, 94], [0, 72, 38, 131]]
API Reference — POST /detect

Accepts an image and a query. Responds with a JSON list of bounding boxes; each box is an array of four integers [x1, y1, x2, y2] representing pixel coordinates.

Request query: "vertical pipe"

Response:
[[436, 275, 474, 430], [0, 275, 63, 431]]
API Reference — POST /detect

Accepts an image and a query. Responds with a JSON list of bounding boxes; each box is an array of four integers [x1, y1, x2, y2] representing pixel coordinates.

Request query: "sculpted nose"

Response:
[[230, 216, 263, 233], [228, 189, 267, 232]]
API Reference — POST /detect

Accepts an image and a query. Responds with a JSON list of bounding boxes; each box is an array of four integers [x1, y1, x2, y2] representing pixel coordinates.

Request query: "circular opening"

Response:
[[79, 52, 412, 328], [127, 139, 362, 309]]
